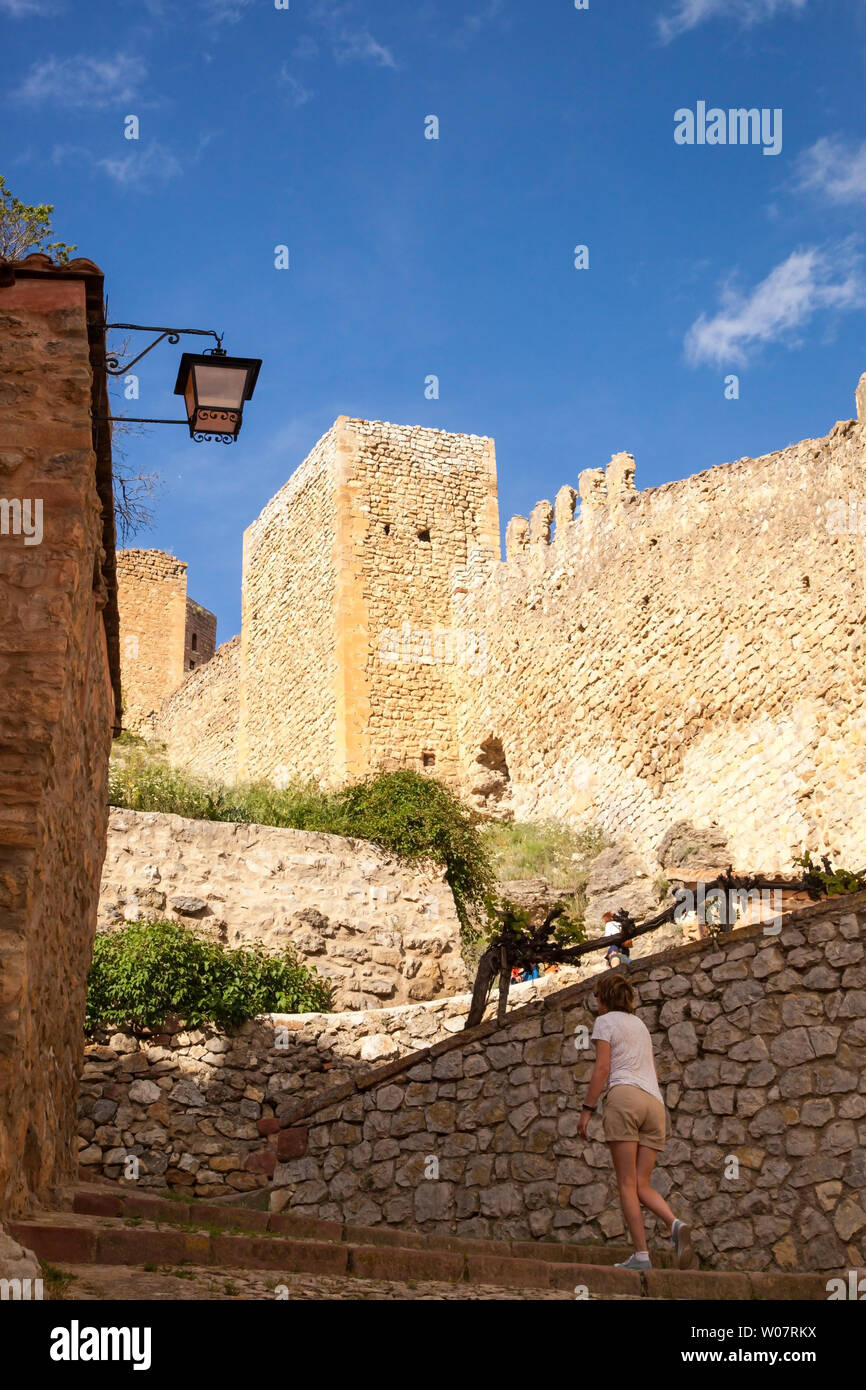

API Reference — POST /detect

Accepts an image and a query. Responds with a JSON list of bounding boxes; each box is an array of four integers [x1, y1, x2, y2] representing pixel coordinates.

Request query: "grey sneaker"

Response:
[[672, 1219, 694, 1269], [614, 1254, 652, 1271]]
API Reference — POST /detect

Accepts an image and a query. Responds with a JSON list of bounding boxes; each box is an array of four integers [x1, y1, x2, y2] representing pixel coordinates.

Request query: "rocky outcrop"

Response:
[[99, 809, 467, 1011]]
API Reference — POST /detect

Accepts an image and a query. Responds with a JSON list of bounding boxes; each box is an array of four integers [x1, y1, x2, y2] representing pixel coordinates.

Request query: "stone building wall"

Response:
[[117, 548, 216, 731], [98, 808, 467, 1010], [453, 385, 866, 869], [0, 255, 120, 1217], [266, 891, 866, 1274], [150, 636, 240, 783]]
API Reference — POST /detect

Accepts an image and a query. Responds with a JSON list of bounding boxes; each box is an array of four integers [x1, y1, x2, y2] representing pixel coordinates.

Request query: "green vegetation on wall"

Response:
[[86, 919, 332, 1033], [109, 749, 497, 941]]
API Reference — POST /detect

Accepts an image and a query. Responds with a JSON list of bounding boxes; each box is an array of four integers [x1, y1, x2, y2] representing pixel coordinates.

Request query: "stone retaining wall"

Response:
[[99, 809, 467, 1011], [77, 972, 577, 1196], [267, 892, 866, 1273]]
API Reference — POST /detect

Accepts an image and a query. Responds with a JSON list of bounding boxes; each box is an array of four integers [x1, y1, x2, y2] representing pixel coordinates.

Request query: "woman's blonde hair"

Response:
[[594, 972, 635, 1014]]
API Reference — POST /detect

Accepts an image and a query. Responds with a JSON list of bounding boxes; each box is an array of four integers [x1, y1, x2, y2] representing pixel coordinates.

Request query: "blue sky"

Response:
[[4, 0, 866, 637]]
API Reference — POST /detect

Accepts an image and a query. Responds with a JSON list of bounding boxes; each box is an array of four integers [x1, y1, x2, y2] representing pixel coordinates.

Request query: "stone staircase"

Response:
[[8, 1186, 829, 1301]]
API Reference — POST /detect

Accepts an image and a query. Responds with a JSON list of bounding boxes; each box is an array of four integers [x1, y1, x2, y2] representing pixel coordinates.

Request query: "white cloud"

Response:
[[658, 0, 807, 44], [52, 139, 184, 191], [452, 0, 506, 48], [685, 245, 866, 366], [96, 142, 183, 189], [15, 52, 146, 108], [795, 135, 866, 206], [279, 66, 313, 108], [310, 0, 396, 69], [199, 0, 254, 22], [0, 0, 57, 14]]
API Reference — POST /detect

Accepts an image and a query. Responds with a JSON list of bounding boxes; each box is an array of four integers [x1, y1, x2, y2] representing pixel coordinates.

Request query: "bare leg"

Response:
[[608, 1140, 647, 1252], [636, 1144, 677, 1230]]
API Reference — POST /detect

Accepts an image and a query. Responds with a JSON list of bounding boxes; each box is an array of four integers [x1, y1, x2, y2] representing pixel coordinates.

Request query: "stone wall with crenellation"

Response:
[[451, 397, 866, 870], [136, 384, 866, 877]]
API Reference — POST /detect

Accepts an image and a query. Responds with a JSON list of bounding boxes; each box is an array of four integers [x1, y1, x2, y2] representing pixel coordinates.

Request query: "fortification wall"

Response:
[[150, 636, 240, 783], [142, 388, 865, 878], [266, 891, 866, 1274], [184, 598, 216, 674], [454, 395, 866, 871], [118, 550, 188, 730], [238, 426, 340, 784], [98, 809, 467, 1010]]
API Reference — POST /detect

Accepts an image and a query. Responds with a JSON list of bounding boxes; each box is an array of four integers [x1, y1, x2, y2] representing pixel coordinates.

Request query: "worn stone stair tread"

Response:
[[12, 1206, 831, 1299], [70, 1186, 673, 1264]]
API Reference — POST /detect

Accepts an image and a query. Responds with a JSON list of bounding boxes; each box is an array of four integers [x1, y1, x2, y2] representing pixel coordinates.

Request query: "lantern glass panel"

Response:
[[191, 363, 250, 410]]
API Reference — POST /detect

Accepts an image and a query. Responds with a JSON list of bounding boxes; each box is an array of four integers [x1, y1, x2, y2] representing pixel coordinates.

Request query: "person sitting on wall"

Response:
[[603, 911, 632, 969]]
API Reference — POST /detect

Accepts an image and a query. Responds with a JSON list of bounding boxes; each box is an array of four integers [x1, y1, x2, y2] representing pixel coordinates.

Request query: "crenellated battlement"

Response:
[[140, 378, 866, 872]]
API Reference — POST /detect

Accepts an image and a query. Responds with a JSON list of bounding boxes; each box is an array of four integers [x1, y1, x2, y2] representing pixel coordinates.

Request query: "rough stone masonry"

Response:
[[136, 383, 865, 875], [265, 892, 866, 1275]]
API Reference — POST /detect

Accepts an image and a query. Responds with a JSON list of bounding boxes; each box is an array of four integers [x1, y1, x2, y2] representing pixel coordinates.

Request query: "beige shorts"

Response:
[[603, 1084, 667, 1151]]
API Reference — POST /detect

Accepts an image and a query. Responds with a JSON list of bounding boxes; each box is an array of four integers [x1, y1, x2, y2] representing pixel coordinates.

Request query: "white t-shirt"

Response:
[[591, 1010, 663, 1103]]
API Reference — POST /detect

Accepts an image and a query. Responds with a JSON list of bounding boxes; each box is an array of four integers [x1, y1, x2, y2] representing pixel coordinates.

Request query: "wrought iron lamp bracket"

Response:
[[98, 322, 224, 376]]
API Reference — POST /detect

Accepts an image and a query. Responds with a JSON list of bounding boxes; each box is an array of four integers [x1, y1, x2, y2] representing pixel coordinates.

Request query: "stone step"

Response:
[[72, 1186, 677, 1266], [13, 1206, 829, 1301]]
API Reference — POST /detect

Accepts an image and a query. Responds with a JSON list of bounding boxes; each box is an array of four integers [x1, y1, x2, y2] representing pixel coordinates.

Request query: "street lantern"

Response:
[[91, 322, 263, 444], [174, 350, 262, 442]]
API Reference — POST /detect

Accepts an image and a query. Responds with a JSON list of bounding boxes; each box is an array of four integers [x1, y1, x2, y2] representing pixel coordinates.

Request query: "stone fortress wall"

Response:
[[117, 549, 216, 731], [140, 378, 866, 875], [236, 417, 499, 787], [453, 391, 866, 871], [150, 635, 240, 783]]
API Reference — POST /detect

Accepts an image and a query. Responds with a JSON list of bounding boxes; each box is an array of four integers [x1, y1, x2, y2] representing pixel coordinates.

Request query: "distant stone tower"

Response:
[[117, 550, 217, 730], [238, 417, 500, 785]]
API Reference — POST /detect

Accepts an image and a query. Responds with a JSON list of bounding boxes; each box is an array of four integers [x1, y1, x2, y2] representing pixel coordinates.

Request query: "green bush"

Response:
[[109, 750, 496, 941], [85, 919, 332, 1033]]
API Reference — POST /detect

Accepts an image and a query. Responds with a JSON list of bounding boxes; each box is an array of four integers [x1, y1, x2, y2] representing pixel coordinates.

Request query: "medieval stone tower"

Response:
[[117, 550, 217, 730], [237, 417, 500, 785]]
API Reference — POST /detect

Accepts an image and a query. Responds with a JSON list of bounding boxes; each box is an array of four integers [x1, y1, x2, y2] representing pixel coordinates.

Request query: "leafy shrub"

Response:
[[109, 749, 496, 942], [85, 919, 332, 1032], [793, 852, 866, 896]]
